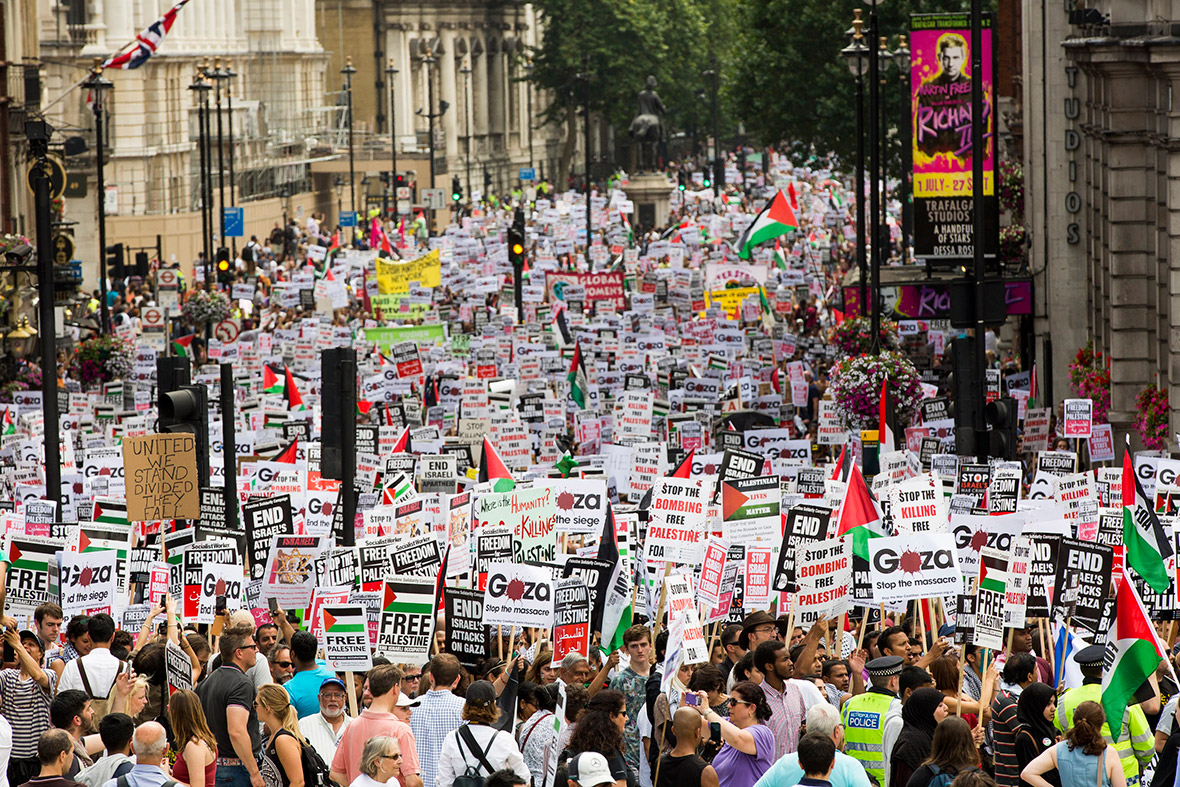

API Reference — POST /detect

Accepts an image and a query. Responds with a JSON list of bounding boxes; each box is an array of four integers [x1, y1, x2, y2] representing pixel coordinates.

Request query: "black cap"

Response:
[[739, 611, 777, 650], [1074, 644, 1105, 668], [866, 655, 904, 677], [465, 679, 497, 707]]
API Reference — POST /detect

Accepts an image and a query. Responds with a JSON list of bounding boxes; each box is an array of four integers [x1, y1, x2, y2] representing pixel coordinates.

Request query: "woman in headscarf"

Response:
[[1015, 683, 1060, 787], [889, 687, 949, 787]]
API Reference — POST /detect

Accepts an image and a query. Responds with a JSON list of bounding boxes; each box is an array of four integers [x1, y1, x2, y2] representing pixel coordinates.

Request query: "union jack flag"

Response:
[[101, 0, 191, 70]]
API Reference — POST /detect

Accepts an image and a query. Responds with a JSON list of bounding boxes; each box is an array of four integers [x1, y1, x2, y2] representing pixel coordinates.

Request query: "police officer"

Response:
[[841, 655, 903, 787], [1056, 644, 1155, 785]]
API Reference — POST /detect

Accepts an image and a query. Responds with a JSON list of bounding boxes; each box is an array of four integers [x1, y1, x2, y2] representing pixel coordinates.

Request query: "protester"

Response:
[[169, 690, 217, 787], [753, 703, 870, 787], [298, 678, 352, 765], [887, 688, 948, 787], [1013, 684, 1057, 787], [284, 632, 338, 718], [47, 619, 91, 684], [194, 624, 264, 787], [72, 715, 133, 787], [991, 654, 1038, 787], [1021, 702, 1126, 787], [753, 641, 805, 761], [790, 733, 836, 787], [350, 737, 402, 787], [2, 627, 55, 787], [269, 647, 294, 687], [515, 683, 556, 787], [655, 708, 718, 787], [435, 681, 529, 787], [704, 682, 775, 787], [20, 730, 82, 787], [609, 627, 653, 777], [901, 717, 978, 787], [100, 722, 171, 787], [558, 691, 634, 787], [331, 666, 421, 787], [255, 684, 309, 787]]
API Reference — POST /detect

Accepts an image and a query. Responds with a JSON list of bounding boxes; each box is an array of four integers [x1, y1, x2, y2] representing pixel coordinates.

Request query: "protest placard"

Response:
[[377, 576, 437, 661], [551, 578, 591, 664], [867, 533, 962, 603], [121, 434, 200, 522], [321, 603, 374, 671], [483, 562, 554, 630]]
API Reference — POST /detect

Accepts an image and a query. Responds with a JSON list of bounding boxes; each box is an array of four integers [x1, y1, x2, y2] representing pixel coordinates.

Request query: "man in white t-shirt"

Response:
[[58, 614, 124, 699]]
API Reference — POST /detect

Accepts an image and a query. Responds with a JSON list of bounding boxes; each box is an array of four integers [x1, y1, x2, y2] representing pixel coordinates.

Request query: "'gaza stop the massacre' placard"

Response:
[[121, 434, 200, 522]]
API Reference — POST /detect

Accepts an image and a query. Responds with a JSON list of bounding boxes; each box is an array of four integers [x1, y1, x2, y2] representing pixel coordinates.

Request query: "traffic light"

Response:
[[105, 243, 125, 278], [451, 176, 463, 203], [215, 247, 231, 284], [702, 171, 712, 188], [395, 173, 406, 190], [508, 223, 525, 270], [134, 251, 149, 277], [678, 172, 687, 192], [985, 396, 1019, 460], [158, 382, 210, 489]]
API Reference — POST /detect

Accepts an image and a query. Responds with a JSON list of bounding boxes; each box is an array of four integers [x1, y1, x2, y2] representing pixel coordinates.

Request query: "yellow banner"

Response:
[[705, 286, 759, 319], [376, 249, 441, 294]]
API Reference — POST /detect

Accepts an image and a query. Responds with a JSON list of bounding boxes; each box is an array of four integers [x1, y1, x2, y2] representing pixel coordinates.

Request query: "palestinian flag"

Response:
[[553, 308, 573, 350], [321, 605, 366, 634], [787, 183, 799, 212], [391, 426, 411, 454], [262, 366, 284, 394], [285, 367, 306, 411], [275, 440, 298, 465], [171, 334, 195, 358], [1102, 568, 1172, 737], [554, 453, 579, 478], [479, 437, 515, 493], [385, 472, 413, 502], [568, 342, 589, 410], [834, 458, 884, 560], [357, 400, 374, 417], [735, 190, 798, 260], [773, 239, 788, 271], [597, 504, 632, 653], [93, 498, 129, 527], [1122, 436, 1173, 593], [1, 406, 14, 436], [328, 232, 341, 253], [6, 538, 52, 574], [620, 210, 633, 247]]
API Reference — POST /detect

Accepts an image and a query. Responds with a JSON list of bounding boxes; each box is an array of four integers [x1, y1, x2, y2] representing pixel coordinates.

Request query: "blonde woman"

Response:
[[350, 736, 403, 787], [255, 683, 307, 787], [169, 689, 217, 787]]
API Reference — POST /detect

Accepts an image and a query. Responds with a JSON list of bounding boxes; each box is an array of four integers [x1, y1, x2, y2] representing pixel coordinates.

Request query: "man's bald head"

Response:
[[672, 707, 703, 742]]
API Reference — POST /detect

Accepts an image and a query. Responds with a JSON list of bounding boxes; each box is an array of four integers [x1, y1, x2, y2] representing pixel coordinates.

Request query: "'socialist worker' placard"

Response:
[[121, 434, 200, 522]]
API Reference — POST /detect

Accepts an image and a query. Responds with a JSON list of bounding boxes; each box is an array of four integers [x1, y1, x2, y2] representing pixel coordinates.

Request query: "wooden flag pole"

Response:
[[916, 600, 929, 654], [955, 640, 967, 717], [345, 671, 359, 718]]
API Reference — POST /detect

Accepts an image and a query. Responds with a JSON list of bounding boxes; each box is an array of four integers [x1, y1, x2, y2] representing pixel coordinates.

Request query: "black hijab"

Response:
[[891, 688, 946, 771], [1016, 682, 1057, 751]]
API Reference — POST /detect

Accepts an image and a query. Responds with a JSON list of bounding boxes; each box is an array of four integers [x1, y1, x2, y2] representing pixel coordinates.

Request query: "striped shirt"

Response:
[[990, 686, 1022, 787], [0, 668, 56, 758], [761, 679, 805, 762]]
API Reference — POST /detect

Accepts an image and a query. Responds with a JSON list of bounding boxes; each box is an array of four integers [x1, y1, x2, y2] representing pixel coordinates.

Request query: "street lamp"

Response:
[[422, 50, 438, 192], [342, 56, 357, 213], [841, 11, 869, 319], [6, 317, 35, 360], [866, 0, 884, 353], [877, 37, 894, 255], [188, 68, 213, 293], [702, 61, 722, 191], [223, 60, 238, 257], [210, 58, 228, 256], [82, 61, 112, 334], [893, 35, 912, 264], [460, 58, 472, 199], [385, 58, 399, 223]]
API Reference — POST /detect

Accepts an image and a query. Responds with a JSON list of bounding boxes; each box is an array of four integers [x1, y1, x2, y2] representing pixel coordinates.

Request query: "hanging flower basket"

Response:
[[182, 289, 231, 324], [829, 317, 900, 357], [1134, 383, 1169, 451], [69, 335, 134, 388], [829, 350, 924, 430], [0, 361, 42, 403], [1068, 342, 1111, 425]]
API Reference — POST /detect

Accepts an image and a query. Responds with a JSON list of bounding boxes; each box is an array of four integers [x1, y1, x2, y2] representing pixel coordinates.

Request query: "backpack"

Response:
[[77, 657, 129, 734], [928, 764, 980, 787], [295, 732, 334, 787], [453, 725, 500, 787]]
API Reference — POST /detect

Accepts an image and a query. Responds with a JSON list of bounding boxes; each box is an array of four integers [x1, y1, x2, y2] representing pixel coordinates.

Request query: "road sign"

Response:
[[214, 319, 241, 343], [519, 168, 536, 181], [52, 235, 75, 266], [223, 207, 244, 238], [27, 156, 65, 200], [339, 211, 358, 228], [156, 269, 179, 290], [141, 307, 165, 330], [396, 187, 411, 200], [421, 189, 447, 209]]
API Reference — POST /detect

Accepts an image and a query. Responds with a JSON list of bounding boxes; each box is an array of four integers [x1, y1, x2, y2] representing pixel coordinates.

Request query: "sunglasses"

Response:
[[403, 674, 421, 681], [275, 661, 293, 668], [381, 754, 402, 761]]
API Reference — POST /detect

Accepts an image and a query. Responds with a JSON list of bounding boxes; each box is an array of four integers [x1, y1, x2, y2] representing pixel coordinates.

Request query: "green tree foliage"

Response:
[[728, 0, 986, 171]]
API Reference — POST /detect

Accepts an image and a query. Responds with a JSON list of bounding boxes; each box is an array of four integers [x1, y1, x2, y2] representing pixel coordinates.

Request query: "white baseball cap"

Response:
[[568, 752, 614, 787]]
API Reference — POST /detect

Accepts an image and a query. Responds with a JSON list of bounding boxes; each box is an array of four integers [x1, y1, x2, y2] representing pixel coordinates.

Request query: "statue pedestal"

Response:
[[626, 172, 674, 233]]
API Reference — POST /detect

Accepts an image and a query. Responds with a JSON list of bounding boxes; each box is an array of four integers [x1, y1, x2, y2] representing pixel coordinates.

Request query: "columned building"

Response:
[[1025, 1, 1180, 445], [37, 0, 333, 280], [316, 0, 566, 206]]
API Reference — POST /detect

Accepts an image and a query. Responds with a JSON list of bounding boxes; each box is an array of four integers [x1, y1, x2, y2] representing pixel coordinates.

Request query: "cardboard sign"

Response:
[[482, 561, 554, 629], [552, 479, 608, 535], [697, 537, 730, 608], [5, 535, 65, 616], [1088, 424, 1115, 463], [121, 434, 200, 522], [551, 578, 591, 664], [195, 562, 244, 624], [377, 576, 437, 661], [321, 603, 374, 671], [1063, 398, 1093, 438], [868, 533, 962, 603], [262, 535, 322, 608], [475, 487, 557, 564], [721, 475, 781, 547], [390, 534, 443, 577], [1053, 537, 1114, 635]]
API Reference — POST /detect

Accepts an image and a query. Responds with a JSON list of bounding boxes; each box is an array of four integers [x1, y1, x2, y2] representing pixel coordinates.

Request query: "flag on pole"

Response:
[[100, 0, 191, 70], [735, 190, 799, 260], [620, 210, 633, 247], [1102, 569, 1171, 737], [328, 232, 341, 253], [478, 437, 515, 492], [274, 441, 298, 465], [568, 342, 589, 410], [834, 458, 884, 560], [262, 366, 284, 395], [171, 334, 195, 358], [391, 426, 411, 454], [787, 183, 799, 212], [1122, 436, 1173, 593], [2, 407, 14, 436], [773, 239, 788, 271], [597, 504, 632, 653], [285, 367, 305, 411]]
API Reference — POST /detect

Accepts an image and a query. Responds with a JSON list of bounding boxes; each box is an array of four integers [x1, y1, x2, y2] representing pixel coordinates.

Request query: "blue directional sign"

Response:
[[223, 207, 244, 237], [339, 210, 358, 228], [519, 167, 536, 182]]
